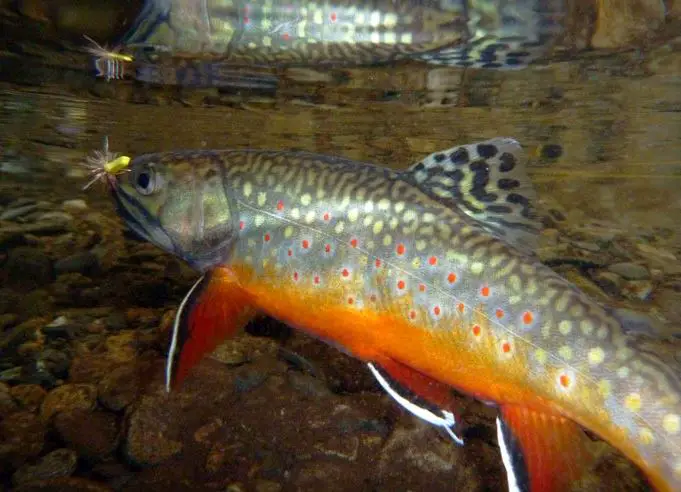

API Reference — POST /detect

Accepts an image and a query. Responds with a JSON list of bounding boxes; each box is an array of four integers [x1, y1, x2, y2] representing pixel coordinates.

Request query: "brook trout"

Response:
[[99, 138, 681, 491], [92, 0, 567, 86]]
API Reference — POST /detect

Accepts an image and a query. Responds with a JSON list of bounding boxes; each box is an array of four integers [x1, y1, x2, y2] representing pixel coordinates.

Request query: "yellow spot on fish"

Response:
[[534, 349, 547, 364], [580, 320, 594, 336], [618, 367, 630, 378], [284, 226, 294, 238], [412, 257, 421, 268], [313, 10, 323, 24], [334, 221, 344, 234], [558, 346, 573, 360], [364, 201, 374, 213], [509, 275, 521, 292], [300, 193, 311, 206], [254, 215, 265, 227], [389, 217, 399, 230], [384, 32, 396, 44], [403, 209, 417, 222], [588, 347, 605, 365], [558, 321, 572, 335], [383, 234, 392, 246], [639, 428, 654, 445], [370, 11, 380, 27], [384, 13, 397, 28], [598, 379, 611, 397], [257, 192, 267, 207], [596, 327, 609, 340], [291, 208, 300, 219], [372, 221, 384, 235], [422, 213, 435, 223], [348, 208, 359, 222], [394, 202, 405, 213], [305, 211, 315, 224], [355, 13, 365, 24], [401, 33, 413, 43], [378, 199, 390, 210], [262, 36, 272, 47], [663, 414, 680, 435], [525, 279, 537, 295], [363, 216, 373, 226], [625, 393, 641, 412], [415, 240, 426, 251], [243, 182, 253, 197], [470, 262, 483, 275]]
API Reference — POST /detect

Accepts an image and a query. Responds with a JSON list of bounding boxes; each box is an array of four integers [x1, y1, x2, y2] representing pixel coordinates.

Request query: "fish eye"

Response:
[[133, 164, 158, 196]]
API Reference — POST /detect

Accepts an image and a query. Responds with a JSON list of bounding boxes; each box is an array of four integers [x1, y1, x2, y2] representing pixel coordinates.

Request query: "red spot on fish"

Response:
[[347, 296, 354, 305], [264, 233, 271, 242], [325, 244, 332, 253], [276, 200, 284, 211], [323, 212, 331, 221], [457, 303, 465, 313], [418, 283, 426, 292], [350, 238, 358, 248], [496, 309, 505, 319], [302, 239, 310, 249], [396, 243, 406, 256], [447, 273, 457, 284], [481, 286, 490, 297], [341, 268, 350, 278], [314, 276, 320, 285], [397, 280, 406, 290], [523, 311, 534, 324], [433, 306, 441, 316], [428, 256, 438, 266], [293, 271, 299, 281], [282, 32, 290, 41], [330, 12, 337, 22], [559, 374, 571, 388], [409, 310, 417, 320], [244, 16, 250, 25], [502, 342, 511, 353], [375, 259, 382, 268], [472, 324, 481, 336], [287, 249, 293, 257], [239, 221, 245, 230]]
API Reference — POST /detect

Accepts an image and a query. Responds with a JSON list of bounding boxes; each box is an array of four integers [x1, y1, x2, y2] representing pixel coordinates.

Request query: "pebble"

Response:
[[13, 477, 114, 492], [3, 247, 53, 290], [0, 384, 19, 418], [0, 411, 47, 471], [12, 448, 78, 486], [125, 395, 183, 466], [621, 280, 654, 302], [54, 409, 119, 462], [608, 262, 651, 280], [0, 203, 39, 221], [97, 364, 143, 412], [54, 251, 100, 276], [61, 199, 88, 212], [40, 383, 97, 421], [10, 384, 47, 412]]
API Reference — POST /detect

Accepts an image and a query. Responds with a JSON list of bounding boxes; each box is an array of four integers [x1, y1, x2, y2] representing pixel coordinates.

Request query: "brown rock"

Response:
[[124, 395, 183, 466], [40, 384, 97, 421], [12, 448, 78, 486], [54, 410, 120, 461], [11, 384, 47, 412], [13, 477, 113, 492], [97, 364, 145, 412], [0, 381, 19, 417], [592, 0, 666, 49], [0, 411, 46, 471]]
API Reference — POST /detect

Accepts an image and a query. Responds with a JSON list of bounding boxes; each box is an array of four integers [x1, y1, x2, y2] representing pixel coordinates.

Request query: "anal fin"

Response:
[[167, 267, 256, 391], [497, 405, 595, 492], [367, 359, 464, 445]]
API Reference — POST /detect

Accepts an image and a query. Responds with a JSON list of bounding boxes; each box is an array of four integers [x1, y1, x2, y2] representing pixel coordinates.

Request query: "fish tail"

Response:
[[134, 62, 280, 91], [413, 0, 567, 70]]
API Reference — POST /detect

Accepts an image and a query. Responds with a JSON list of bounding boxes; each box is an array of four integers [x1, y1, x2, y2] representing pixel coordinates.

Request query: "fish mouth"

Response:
[[108, 180, 179, 256]]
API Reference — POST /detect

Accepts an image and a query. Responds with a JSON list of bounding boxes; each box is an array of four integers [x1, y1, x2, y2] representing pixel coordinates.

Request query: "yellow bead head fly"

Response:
[[80, 136, 131, 191]]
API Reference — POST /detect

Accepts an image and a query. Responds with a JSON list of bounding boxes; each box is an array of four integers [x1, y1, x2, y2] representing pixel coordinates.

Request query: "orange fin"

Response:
[[497, 405, 594, 492], [166, 268, 255, 391], [368, 358, 464, 445]]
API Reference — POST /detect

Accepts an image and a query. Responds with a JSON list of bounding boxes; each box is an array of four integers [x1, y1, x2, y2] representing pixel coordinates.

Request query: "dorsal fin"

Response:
[[402, 137, 541, 254]]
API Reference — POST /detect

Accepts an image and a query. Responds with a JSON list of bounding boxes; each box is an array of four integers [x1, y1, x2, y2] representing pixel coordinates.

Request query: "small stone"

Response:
[[97, 365, 143, 412], [254, 479, 283, 492], [2, 247, 53, 290], [62, 199, 88, 212], [0, 317, 45, 353], [571, 240, 601, 252], [607, 262, 650, 281], [621, 280, 654, 302], [40, 383, 97, 421], [13, 477, 113, 492], [12, 448, 78, 486], [18, 290, 55, 319], [593, 271, 624, 296], [10, 384, 47, 412], [36, 348, 72, 379], [125, 395, 183, 466], [54, 409, 119, 462], [0, 204, 39, 220], [54, 252, 100, 276], [0, 386, 18, 418], [35, 211, 74, 223], [0, 411, 46, 471]]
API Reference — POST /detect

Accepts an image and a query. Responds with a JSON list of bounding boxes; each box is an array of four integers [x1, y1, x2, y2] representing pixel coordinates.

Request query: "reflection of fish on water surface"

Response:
[[89, 0, 567, 88], [94, 137, 681, 492]]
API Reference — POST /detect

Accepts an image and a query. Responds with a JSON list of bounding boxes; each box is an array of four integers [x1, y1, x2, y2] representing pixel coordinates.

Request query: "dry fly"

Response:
[[81, 136, 131, 191], [83, 34, 133, 82]]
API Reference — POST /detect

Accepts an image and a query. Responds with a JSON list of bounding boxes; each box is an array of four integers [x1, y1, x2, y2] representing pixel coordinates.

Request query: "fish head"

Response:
[[108, 151, 239, 272]]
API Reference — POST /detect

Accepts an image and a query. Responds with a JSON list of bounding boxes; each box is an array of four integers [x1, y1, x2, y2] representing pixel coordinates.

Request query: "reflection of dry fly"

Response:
[[81, 136, 131, 191], [83, 35, 133, 82]]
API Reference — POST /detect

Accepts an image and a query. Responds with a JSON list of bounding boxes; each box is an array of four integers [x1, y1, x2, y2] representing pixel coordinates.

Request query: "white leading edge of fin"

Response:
[[165, 274, 205, 393], [367, 362, 464, 446], [496, 417, 523, 492]]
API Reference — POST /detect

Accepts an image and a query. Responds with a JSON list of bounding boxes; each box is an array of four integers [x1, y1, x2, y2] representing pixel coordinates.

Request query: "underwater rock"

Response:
[[292, 460, 361, 492], [54, 251, 100, 276], [97, 363, 147, 412], [54, 409, 120, 462], [61, 199, 88, 212], [10, 383, 47, 412], [608, 262, 651, 280], [3, 246, 53, 290], [12, 477, 114, 492], [0, 382, 19, 418], [12, 448, 78, 486], [124, 395, 184, 466], [0, 411, 46, 472], [0, 203, 40, 221], [40, 383, 97, 421], [593, 271, 625, 297], [621, 280, 654, 301]]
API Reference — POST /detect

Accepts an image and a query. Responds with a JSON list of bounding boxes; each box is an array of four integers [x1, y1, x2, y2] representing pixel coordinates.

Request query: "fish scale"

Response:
[[105, 138, 681, 492]]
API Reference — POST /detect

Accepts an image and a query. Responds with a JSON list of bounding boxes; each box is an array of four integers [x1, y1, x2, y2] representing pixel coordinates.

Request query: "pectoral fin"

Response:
[[497, 405, 594, 492], [367, 359, 464, 445], [166, 268, 256, 391]]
